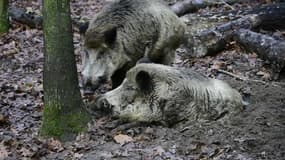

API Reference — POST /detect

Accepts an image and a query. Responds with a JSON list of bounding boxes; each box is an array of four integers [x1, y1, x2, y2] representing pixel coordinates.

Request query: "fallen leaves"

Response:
[[0, 115, 9, 126], [113, 134, 134, 145], [0, 145, 8, 160], [45, 138, 64, 152], [211, 61, 227, 70], [1, 0, 285, 160], [153, 146, 165, 156], [19, 147, 34, 157], [256, 70, 272, 80], [0, 40, 18, 57]]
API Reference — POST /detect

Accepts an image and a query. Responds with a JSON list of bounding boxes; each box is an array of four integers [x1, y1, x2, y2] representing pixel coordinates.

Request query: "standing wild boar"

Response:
[[81, 0, 186, 90], [93, 64, 244, 125]]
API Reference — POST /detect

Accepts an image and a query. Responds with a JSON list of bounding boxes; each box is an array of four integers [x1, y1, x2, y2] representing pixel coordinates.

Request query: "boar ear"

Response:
[[136, 71, 153, 93], [103, 27, 117, 46]]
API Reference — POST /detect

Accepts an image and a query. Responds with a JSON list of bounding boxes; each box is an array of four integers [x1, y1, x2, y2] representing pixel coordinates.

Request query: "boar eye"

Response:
[[104, 27, 117, 46], [135, 71, 153, 93], [84, 50, 89, 59], [79, 22, 89, 35]]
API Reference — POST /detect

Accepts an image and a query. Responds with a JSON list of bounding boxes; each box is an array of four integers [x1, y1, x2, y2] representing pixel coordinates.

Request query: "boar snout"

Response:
[[82, 75, 107, 91], [95, 96, 113, 113]]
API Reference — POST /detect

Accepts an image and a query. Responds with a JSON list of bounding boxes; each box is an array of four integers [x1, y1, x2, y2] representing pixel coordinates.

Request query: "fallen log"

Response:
[[234, 29, 285, 71], [8, 6, 42, 28], [171, 0, 244, 16], [184, 3, 285, 57], [245, 2, 285, 30], [7, 6, 87, 30], [185, 14, 262, 57]]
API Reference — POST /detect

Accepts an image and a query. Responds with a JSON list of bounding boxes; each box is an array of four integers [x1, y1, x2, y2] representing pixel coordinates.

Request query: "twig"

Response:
[[216, 69, 285, 87], [220, 0, 235, 10]]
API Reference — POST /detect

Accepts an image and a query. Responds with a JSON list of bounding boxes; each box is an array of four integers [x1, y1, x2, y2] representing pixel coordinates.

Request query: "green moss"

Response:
[[0, 24, 8, 33], [40, 0, 90, 142], [0, 0, 9, 33], [40, 102, 90, 141]]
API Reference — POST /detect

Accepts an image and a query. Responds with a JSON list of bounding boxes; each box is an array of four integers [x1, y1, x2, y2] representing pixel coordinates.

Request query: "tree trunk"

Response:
[[40, 0, 90, 141], [0, 0, 9, 33]]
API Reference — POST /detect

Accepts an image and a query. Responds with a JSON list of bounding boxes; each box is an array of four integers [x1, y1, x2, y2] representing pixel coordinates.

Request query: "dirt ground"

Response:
[[0, 0, 284, 160]]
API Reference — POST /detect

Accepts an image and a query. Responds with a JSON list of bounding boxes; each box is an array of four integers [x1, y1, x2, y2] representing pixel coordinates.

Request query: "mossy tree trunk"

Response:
[[41, 0, 90, 141], [0, 0, 9, 33]]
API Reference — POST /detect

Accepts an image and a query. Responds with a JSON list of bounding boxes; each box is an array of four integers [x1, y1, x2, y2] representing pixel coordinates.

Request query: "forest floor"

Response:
[[0, 0, 284, 159]]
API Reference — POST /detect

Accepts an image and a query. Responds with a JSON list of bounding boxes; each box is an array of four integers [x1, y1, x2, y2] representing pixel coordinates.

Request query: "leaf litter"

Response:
[[0, 0, 284, 159]]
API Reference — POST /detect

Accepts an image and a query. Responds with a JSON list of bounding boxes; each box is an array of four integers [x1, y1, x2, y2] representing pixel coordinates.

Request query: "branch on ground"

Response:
[[8, 6, 88, 30], [234, 29, 285, 72], [184, 3, 285, 57], [8, 6, 42, 28], [171, 0, 243, 16]]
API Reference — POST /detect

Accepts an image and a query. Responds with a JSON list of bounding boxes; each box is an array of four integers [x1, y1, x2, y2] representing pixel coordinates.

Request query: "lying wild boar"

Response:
[[81, 0, 185, 89], [93, 63, 244, 125]]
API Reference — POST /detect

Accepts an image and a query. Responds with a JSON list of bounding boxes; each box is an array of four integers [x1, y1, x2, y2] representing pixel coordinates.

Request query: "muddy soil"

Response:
[[78, 53, 285, 160], [0, 0, 284, 160]]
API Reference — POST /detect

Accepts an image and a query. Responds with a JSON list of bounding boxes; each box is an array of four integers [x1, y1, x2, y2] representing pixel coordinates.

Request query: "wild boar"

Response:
[[81, 0, 186, 90], [93, 63, 244, 125]]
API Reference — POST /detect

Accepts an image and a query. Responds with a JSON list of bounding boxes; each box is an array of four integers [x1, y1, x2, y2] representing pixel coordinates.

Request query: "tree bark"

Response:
[[0, 0, 9, 33], [40, 0, 90, 141], [234, 29, 285, 71]]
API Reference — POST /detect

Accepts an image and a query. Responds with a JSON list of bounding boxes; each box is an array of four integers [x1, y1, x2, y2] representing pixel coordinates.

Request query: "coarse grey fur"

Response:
[[82, 0, 186, 89], [94, 63, 244, 125]]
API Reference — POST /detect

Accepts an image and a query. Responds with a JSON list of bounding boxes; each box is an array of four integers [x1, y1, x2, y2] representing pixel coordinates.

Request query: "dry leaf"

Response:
[[0, 145, 8, 160], [113, 134, 134, 145], [153, 146, 165, 156], [19, 147, 33, 157], [211, 61, 226, 70], [0, 115, 9, 125], [256, 71, 271, 80], [74, 153, 83, 159], [46, 138, 64, 152]]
